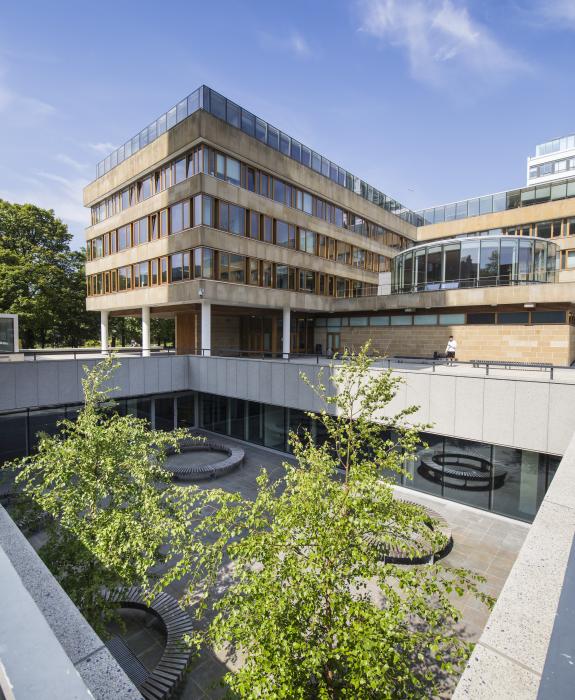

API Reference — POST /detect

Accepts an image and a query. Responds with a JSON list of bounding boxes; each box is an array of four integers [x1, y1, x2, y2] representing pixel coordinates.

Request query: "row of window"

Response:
[[86, 246, 378, 299], [392, 237, 557, 294], [437, 218, 575, 241], [529, 157, 575, 181], [87, 194, 391, 274], [95, 85, 422, 226], [535, 135, 575, 157], [316, 309, 568, 328], [418, 176, 575, 225], [90, 143, 412, 252]]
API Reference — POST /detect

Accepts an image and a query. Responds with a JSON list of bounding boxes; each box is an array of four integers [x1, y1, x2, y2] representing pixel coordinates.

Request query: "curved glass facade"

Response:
[[391, 236, 558, 294]]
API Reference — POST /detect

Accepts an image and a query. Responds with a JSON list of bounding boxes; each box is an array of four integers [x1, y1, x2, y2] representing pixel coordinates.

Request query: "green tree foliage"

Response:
[[7, 356, 228, 636], [0, 199, 98, 347], [109, 316, 174, 348], [196, 346, 492, 698]]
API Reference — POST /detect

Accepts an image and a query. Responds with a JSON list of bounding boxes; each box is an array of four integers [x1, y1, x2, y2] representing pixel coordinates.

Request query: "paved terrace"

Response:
[[106, 435, 528, 699]]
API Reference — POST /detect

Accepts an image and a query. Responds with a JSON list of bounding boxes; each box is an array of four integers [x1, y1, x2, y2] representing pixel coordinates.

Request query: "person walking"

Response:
[[445, 335, 457, 364]]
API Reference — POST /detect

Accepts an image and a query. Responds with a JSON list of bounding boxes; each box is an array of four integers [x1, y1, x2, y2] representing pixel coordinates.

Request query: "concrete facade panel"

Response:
[[426, 374, 457, 436], [37, 362, 60, 407], [454, 377, 485, 441], [13, 364, 37, 409], [546, 382, 575, 455], [482, 379, 516, 448], [143, 357, 160, 395], [513, 381, 551, 453]]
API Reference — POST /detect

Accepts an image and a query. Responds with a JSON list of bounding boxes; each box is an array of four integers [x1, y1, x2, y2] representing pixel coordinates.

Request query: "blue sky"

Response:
[[0, 0, 574, 249]]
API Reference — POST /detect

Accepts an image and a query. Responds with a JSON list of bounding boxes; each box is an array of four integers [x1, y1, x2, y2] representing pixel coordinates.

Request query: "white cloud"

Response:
[[0, 170, 89, 227], [87, 142, 117, 155], [357, 0, 529, 86], [536, 0, 575, 26], [257, 31, 312, 59], [0, 84, 55, 118], [55, 154, 90, 172]]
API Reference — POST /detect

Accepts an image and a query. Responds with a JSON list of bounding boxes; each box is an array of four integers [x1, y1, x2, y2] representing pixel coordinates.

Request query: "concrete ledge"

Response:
[[452, 429, 575, 699], [0, 507, 141, 700]]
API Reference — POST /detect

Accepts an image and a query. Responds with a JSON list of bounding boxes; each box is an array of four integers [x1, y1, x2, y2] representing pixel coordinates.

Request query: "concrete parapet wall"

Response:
[[452, 427, 575, 699]]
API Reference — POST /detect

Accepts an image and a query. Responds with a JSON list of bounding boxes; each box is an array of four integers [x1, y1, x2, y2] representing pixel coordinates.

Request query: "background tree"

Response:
[[6, 356, 227, 636], [196, 346, 492, 699], [0, 199, 98, 347], [109, 316, 175, 348]]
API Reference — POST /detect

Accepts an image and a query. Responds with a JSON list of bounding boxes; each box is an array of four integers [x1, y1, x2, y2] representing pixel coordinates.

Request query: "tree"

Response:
[[6, 356, 224, 636], [0, 199, 98, 347], [198, 346, 492, 698]]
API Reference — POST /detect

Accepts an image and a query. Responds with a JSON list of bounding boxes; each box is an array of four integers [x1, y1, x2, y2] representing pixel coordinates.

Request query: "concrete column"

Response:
[[282, 307, 291, 359], [100, 310, 109, 355], [201, 301, 211, 356], [142, 306, 150, 357]]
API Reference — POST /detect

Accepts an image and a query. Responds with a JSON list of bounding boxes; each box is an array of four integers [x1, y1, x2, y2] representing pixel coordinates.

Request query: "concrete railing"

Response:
[[453, 428, 575, 699], [1, 354, 575, 455], [0, 507, 141, 699]]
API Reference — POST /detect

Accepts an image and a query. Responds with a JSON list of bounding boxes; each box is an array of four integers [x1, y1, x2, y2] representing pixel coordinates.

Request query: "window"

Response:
[[390, 315, 412, 325], [467, 312, 496, 324], [161, 257, 168, 284], [133, 261, 149, 288], [276, 221, 295, 248], [262, 216, 273, 243], [298, 229, 316, 254], [439, 313, 465, 325], [170, 253, 184, 282], [568, 219, 575, 237], [497, 312, 529, 324], [219, 253, 245, 283], [160, 209, 169, 237], [227, 158, 240, 186], [249, 212, 259, 239], [262, 261, 273, 287], [370, 316, 389, 326], [413, 314, 438, 325], [170, 200, 190, 234], [276, 264, 294, 290], [118, 266, 132, 290], [229, 205, 245, 235], [139, 177, 152, 201], [349, 316, 369, 327], [299, 270, 315, 293], [248, 259, 260, 285], [133, 217, 149, 246], [174, 158, 186, 184], [151, 259, 159, 285], [531, 310, 565, 324], [118, 225, 131, 251]]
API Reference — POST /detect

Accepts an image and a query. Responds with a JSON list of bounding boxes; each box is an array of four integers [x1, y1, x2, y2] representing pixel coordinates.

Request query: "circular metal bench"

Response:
[[418, 452, 507, 491], [104, 586, 193, 700], [365, 501, 453, 565], [164, 436, 244, 481]]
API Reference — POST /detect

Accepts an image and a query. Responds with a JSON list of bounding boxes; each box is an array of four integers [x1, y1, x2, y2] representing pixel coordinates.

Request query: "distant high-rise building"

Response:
[[527, 134, 575, 185]]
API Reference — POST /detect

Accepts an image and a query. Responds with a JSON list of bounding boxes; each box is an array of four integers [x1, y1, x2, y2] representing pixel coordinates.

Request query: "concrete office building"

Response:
[[527, 134, 575, 185], [84, 87, 575, 366]]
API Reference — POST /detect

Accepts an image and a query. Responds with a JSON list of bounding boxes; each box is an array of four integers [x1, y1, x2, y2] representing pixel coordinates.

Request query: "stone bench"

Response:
[[165, 436, 244, 482], [105, 587, 194, 700], [366, 501, 453, 565], [418, 452, 507, 491]]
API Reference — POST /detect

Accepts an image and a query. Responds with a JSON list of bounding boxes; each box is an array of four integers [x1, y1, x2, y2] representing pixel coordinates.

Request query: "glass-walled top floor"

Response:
[[94, 86, 422, 227], [391, 236, 558, 294], [417, 176, 575, 226], [534, 134, 575, 158]]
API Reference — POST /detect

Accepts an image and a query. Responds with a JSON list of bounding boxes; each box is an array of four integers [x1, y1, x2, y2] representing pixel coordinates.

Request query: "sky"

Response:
[[0, 0, 574, 250]]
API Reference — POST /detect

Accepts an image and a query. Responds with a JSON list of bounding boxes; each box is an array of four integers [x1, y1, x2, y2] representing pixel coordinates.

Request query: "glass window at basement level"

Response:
[[467, 312, 496, 324], [498, 312, 529, 324]]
